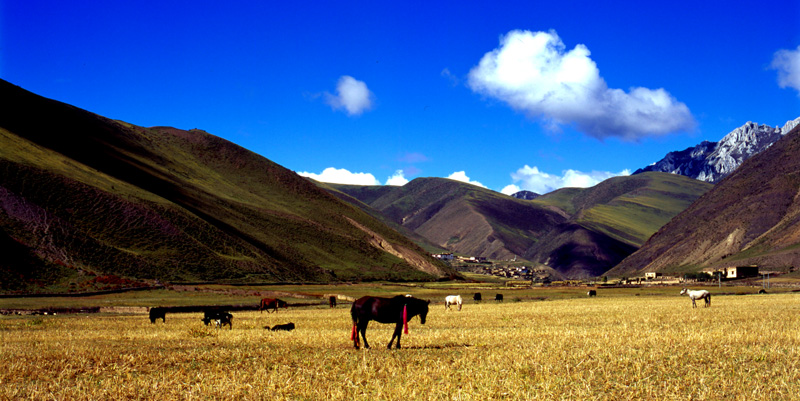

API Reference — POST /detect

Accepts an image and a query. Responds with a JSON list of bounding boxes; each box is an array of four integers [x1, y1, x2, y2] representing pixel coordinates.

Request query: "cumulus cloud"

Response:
[[297, 167, 380, 185], [325, 76, 375, 116], [468, 30, 695, 140], [501, 165, 630, 195], [447, 171, 487, 188], [501, 184, 523, 195], [771, 45, 800, 94], [385, 170, 409, 186]]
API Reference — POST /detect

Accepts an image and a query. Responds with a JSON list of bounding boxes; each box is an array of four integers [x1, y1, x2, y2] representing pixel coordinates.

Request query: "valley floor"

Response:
[[1, 287, 799, 400]]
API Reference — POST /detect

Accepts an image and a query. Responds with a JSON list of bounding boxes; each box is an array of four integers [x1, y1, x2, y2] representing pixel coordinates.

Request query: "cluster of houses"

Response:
[[435, 251, 766, 284], [431, 253, 488, 263], [641, 265, 761, 282], [432, 253, 551, 281]]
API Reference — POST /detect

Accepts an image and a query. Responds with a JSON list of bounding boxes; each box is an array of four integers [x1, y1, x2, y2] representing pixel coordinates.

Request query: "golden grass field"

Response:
[[1, 290, 799, 400]]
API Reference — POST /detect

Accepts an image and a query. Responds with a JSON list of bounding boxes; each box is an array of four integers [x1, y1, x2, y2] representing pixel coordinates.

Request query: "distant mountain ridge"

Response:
[[511, 190, 539, 200], [329, 172, 711, 279], [634, 117, 800, 183]]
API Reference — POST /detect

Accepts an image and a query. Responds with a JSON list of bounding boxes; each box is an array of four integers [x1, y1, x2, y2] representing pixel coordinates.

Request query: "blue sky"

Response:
[[3, 1, 799, 194]]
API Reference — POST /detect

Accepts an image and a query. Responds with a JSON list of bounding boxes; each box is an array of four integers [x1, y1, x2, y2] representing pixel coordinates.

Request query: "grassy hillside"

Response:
[[521, 173, 711, 278], [330, 178, 568, 261], [535, 172, 713, 247], [610, 124, 800, 277], [330, 173, 711, 279], [0, 79, 454, 293]]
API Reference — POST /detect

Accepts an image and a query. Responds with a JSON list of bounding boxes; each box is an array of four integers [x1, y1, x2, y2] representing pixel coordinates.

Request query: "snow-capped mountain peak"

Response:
[[634, 117, 800, 183]]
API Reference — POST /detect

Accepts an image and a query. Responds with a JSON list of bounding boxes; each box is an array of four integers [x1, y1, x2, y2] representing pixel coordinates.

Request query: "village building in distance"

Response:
[[436, 252, 769, 285]]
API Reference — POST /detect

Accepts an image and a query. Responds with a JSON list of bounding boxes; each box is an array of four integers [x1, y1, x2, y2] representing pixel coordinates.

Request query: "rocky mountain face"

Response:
[[511, 190, 539, 200], [610, 122, 800, 277], [634, 117, 800, 183]]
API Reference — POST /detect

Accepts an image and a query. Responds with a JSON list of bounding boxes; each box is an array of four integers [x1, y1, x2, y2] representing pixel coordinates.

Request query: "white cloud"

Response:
[[505, 165, 630, 194], [385, 170, 409, 186], [325, 75, 375, 116], [297, 167, 380, 185], [501, 184, 522, 195], [468, 30, 695, 140], [771, 45, 800, 94], [447, 171, 487, 188]]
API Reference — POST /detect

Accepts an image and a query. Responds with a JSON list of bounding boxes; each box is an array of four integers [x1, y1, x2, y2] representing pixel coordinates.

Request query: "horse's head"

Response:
[[680, 288, 688, 296], [418, 300, 430, 325]]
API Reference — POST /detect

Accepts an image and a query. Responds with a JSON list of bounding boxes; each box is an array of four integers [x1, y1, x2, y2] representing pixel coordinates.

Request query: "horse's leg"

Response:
[[359, 321, 370, 349], [692, 298, 697, 308], [388, 322, 402, 349]]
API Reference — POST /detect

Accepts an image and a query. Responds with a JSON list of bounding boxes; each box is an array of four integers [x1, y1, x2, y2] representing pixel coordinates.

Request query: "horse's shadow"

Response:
[[403, 343, 474, 350]]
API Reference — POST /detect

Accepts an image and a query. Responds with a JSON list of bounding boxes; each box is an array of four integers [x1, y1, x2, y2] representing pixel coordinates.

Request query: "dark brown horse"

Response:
[[259, 298, 288, 313], [350, 295, 430, 349]]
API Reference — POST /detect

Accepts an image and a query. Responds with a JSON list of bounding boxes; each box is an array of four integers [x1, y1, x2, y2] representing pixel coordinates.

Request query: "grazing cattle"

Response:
[[259, 298, 288, 313], [444, 295, 463, 311], [270, 322, 296, 331], [202, 310, 233, 329], [680, 288, 711, 308], [495, 293, 504, 302], [329, 296, 337, 308], [588, 290, 597, 297], [473, 292, 482, 302], [350, 295, 430, 350], [149, 307, 166, 323]]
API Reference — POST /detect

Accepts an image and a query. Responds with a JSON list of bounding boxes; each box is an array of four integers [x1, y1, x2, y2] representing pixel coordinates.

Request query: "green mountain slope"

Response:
[[527, 172, 712, 278], [0, 80, 453, 293], [330, 177, 568, 261], [534, 172, 713, 247], [609, 124, 800, 277], [331, 173, 711, 279]]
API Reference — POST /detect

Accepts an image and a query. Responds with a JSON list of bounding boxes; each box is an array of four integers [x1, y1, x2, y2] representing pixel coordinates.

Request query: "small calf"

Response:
[[149, 307, 167, 324], [269, 322, 295, 331], [201, 310, 233, 330], [588, 290, 597, 297]]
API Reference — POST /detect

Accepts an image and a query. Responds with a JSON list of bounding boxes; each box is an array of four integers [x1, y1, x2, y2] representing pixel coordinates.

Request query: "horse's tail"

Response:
[[707, 293, 711, 306], [350, 304, 360, 347]]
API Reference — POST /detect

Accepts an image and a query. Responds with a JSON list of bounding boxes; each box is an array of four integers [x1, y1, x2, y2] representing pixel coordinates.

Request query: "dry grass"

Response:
[[2, 293, 799, 400]]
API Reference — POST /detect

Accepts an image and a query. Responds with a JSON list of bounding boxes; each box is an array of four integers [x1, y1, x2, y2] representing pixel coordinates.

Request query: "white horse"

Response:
[[680, 288, 711, 308], [444, 295, 463, 311]]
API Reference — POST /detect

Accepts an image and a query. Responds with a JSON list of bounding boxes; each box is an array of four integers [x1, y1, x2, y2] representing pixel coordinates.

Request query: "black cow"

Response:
[[149, 307, 166, 323], [270, 322, 296, 331], [588, 290, 597, 297], [201, 310, 233, 330], [495, 293, 504, 302], [758, 289, 767, 294], [329, 296, 337, 308], [473, 293, 482, 302]]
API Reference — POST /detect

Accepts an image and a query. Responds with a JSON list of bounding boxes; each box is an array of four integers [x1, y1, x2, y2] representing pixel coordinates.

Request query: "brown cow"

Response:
[[259, 298, 288, 313]]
